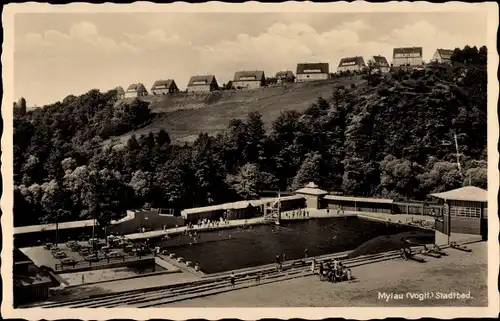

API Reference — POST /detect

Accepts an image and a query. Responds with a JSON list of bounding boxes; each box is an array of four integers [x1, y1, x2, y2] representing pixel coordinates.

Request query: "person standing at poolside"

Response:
[[304, 248, 308, 259], [230, 272, 235, 288]]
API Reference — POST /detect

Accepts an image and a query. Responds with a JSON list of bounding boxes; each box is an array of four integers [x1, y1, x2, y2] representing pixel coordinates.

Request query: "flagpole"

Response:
[[92, 217, 96, 253], [276, 190, 281, 225]]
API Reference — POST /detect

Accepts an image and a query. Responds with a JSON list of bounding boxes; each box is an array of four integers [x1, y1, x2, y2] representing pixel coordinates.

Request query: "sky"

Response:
[[14, 12, 488, 106]]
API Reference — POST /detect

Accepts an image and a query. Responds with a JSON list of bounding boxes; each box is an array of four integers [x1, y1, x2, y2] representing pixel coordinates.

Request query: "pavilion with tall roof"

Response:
[[430, 186, 488, 245], [295, 182, 329, 210]]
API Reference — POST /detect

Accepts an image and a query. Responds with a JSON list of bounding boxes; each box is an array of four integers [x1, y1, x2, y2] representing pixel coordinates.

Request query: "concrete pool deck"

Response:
[[40, 241, 487, 307], [125, 217, 266, 241], [165, 241, 488, 307]]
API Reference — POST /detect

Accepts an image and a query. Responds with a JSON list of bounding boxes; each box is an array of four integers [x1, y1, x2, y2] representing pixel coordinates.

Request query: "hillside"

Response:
[[12, 46, 487, 227], [108, 78, 365, 145]]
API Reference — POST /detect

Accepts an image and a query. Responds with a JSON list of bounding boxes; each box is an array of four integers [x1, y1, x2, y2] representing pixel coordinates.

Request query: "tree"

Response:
[[243, 111, 266, 164], [81, 169, 134, 227], [226, 163, 264, 200], [17, 97, 27, 116], [129, 170, 153, 206], [292, 152, 323, 191], [153, 146, 194, 209], [268, 111, 303, 190], [417, 161, 463, 195], [218, 119, 248, 171], [379, 155, 423, 200], [191, 133, 228, 206]]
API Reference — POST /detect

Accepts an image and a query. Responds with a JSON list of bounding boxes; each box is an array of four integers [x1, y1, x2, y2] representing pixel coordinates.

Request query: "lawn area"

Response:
[[166, 241, 488, 307], [108, 79, 366, 145]]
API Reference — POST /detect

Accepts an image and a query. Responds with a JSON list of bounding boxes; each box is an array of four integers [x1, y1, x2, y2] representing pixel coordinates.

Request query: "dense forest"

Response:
[[13, 46, 488, 227]]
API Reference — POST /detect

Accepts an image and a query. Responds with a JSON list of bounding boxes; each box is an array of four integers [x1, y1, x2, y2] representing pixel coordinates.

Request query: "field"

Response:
[[107, 78, 365, 145]]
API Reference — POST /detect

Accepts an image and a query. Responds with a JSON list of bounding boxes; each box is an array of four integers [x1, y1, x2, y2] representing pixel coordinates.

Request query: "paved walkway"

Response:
[[125, 217, 265, 241], [124, 210, 435, 242]]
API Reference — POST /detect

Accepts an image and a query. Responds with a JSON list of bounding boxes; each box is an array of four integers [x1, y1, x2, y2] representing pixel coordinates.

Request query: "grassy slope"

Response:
[[106, 78, 366, 146]]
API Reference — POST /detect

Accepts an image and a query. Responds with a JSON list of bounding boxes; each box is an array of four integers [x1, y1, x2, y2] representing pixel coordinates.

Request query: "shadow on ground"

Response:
[[348, 230, 435, 258]]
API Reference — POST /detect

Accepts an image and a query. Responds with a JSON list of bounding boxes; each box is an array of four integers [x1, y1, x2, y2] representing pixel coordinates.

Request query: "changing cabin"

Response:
[[431, 186, 488, 245]]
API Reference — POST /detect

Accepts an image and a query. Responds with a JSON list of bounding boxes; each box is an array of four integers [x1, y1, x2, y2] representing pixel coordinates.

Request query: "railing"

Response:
[[393, 202, 443, 216], [54, 253, 154, 272]]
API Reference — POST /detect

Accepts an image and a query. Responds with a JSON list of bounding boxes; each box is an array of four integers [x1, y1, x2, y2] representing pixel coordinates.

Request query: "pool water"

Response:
[[157, 217, 431, 274]]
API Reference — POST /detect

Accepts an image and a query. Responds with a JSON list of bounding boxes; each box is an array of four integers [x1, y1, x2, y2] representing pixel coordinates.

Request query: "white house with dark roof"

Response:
[[392, 47, 423, 67], [275, 70, 295, 83], [296, 63, 330, 82], [371, 55, 390, 73], [151, 79, 179, 95], [432, 48, 454, 63], [232, 70, 266, 89], [124, 83, 148, 98], [337, 57, 366, 73], [187, 75, 219, 94]]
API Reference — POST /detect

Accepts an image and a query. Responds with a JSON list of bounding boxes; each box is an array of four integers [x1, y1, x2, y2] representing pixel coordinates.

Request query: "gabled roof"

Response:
[[126, 83, 147, 92], [430, 186, 488, 202], [295, 182, 328, 196], [337, 57, 366, 67], [296, 63, 329, 74], [393, 47, 423, 57], [275, 70, 295, 78], [233, 70, 265, 81], [187, 75, 217, 87], [436, 49, 454, 59], [372, 55, 389, 66], [151, 79, 177, 90]]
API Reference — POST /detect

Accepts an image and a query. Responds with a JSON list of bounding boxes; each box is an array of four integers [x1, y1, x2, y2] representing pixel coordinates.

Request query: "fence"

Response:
[[392, 202, 443, 216]]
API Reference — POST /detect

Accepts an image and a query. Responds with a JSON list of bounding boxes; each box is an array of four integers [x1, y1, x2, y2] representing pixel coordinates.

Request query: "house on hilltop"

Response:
[[296, 63, 330, 82], [187, 75, 219, 94], [337, 57, 366, 73], [392, 47, 424, 68], [232, 70, 266, 89], [275, 70, 295, 83], [432, 48, 454, 64], [151, 79, 179, 95], [124, 83, 148, 98], [371, 55, 390, 73]]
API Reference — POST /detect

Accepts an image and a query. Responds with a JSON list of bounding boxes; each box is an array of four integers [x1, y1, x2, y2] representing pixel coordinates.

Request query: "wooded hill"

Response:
[[13, 46, 487, 227]]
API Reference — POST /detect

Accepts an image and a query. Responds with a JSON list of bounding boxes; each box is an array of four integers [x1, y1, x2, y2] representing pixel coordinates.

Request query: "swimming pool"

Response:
[[156, 217, 432, 274]]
